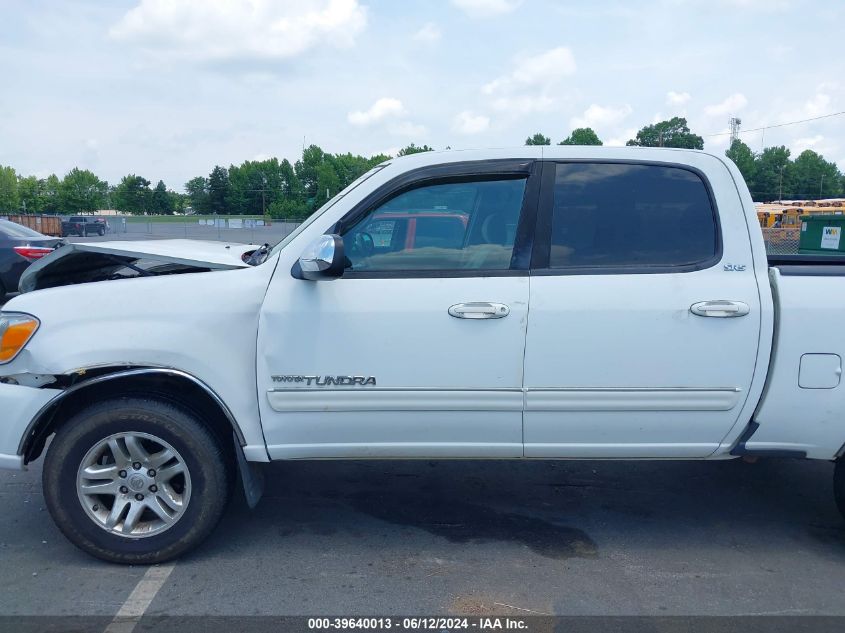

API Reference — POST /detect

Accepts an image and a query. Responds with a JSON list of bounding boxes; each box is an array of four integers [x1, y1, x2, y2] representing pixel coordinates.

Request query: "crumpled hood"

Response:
[[18, 239, 256, 293]]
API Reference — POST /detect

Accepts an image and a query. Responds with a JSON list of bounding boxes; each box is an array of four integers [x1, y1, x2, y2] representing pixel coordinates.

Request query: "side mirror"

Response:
[[294, 234, 346, 280]]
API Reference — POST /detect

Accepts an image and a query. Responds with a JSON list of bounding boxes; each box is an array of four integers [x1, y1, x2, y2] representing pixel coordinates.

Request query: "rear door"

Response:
[[523, 158, 762, 458]]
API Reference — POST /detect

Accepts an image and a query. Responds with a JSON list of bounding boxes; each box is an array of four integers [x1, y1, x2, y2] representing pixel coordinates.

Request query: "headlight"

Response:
[[0, 313, 40, 363]]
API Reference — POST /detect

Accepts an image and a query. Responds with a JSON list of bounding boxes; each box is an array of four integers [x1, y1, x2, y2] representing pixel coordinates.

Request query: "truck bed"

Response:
[[746, 262, 845, 459], [767, 254, 845, 275]]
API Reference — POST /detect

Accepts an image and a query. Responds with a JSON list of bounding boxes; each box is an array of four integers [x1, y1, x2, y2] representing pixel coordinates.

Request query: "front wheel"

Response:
[[836, 458, 845, 521], [43, 397, 232, 564]]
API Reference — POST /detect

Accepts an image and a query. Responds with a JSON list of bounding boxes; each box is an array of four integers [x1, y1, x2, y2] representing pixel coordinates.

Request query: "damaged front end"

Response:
[[18, 240, 257, 293]]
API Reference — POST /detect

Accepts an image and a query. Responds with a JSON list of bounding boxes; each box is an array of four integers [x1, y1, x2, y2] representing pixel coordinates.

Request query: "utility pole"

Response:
[[819, 173, 825, 199], [778, 164, 786, 203], [261, 174, 267, 216]]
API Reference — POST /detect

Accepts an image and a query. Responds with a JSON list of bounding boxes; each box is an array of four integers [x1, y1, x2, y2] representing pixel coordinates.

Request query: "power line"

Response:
[[706, 110, 845, 137]]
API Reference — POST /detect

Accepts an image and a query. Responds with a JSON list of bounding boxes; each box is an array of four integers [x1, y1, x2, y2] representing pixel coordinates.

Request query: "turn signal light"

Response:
[[0, 314, 40, 363]]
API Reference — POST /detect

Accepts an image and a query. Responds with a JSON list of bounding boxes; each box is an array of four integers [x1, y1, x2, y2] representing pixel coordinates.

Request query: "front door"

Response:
[[523, 159, 763, 458], [258, 162, 539, 458]]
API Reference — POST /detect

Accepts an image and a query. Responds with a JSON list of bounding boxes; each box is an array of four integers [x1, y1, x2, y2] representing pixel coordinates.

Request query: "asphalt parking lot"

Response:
[[1, 456, 844, 619]]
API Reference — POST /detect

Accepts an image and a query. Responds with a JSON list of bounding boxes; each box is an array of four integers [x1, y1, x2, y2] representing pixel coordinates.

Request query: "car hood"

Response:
[[18, 239, 256, 293]]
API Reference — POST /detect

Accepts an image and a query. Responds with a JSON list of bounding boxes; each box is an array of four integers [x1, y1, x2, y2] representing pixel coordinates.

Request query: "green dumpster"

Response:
[[798, 214, 845, 254]]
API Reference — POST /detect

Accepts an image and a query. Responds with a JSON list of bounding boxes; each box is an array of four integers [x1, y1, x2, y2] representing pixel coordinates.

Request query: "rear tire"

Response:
[[43, 397, 232, 564], [836, 458, 845, 521]]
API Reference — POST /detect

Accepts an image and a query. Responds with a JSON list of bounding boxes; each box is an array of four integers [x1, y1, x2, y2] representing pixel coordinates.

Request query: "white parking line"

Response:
[[103, 564, 175, 633]]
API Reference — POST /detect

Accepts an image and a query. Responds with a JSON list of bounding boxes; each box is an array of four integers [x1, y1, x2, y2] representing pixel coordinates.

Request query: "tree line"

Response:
[[1, 118, 842, 218], [725, 140, 843, 201], [525, 117, 705, 148], [0, 143, 432, 219], [526, 116, 845, 201]]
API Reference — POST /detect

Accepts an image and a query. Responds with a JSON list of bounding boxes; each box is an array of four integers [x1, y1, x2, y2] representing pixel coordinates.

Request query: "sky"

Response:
[[1, 0, 843, 191]]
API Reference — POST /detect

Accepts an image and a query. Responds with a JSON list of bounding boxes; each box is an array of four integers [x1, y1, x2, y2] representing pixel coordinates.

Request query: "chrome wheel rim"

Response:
[[76, 432, 191, 539]]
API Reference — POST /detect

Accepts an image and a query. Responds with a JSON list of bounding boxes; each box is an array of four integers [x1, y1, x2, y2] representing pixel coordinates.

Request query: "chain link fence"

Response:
[[761, 228, 801, 255], [98, 216, 302, 245]]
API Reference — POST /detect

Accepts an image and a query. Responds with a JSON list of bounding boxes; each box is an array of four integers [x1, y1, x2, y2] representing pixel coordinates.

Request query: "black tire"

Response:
[[98, 227, 105, 236], [836, 458, 845, 521], [43, 397, 232, 564]]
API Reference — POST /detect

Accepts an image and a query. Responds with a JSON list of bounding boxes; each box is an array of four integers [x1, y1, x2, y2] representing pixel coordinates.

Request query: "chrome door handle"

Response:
[[448, 302, 510, 319], [690, 300, 750, 317]]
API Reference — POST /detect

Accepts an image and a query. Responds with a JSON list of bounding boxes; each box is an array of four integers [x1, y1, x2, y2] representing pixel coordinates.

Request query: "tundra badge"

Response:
[[271, 375, 377, 387]]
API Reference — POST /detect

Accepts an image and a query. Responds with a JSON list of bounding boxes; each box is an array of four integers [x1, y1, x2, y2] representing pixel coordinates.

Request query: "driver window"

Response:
[[341, 178, 527, 272]]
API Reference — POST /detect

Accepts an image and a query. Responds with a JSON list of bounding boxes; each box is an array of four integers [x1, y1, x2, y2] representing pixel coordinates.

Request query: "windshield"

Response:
[[266, 164, 388, 259], [0, 219, 45, 238]]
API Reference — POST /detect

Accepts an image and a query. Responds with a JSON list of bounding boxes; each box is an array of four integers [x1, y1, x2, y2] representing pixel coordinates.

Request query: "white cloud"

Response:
[[704, 93, 748, 116], [482, 47, 576, 115], [347, 98, 406, 126], [570, 103, 632, 130], [804, 92, 831, 117], [793, 135, 824, 153], [453, 111, 490, 134], [413, 22, 441, 42], [110, 0, 367, 61], [451, 0, 524, 18], [490, 95, 555, 115], [605, 128, 638, 147], [720, 0, 790, 9], [666, 91, 691, 106], [389, 121, 428, 138], [483, 47, 576, 94]]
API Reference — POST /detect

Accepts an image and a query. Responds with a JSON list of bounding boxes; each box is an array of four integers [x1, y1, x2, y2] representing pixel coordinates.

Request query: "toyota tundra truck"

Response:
[[1, 146, 843, 564]]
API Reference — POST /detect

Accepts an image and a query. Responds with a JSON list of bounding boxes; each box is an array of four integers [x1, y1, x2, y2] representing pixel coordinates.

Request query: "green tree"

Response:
[[559, 127, 602, 146], [18, 175, 44, 214], [59, 168, 108, 214], [725, 139, 756, 191], [112, 175, 151, 214], [185, 176, 210, 214], [268, 197, 310, 220], [168, 191, 187, 214], [314, 162, 341, 208], [790, 150, 842, 199], [294, 145, 325, 205], [0, 165, 20, 212], [41, 174, 62, 213], [397, 144, 434, 156], [207, 166, 231, 214], [752, 146, 793, 202], [228, 158, 296, 216], [525, 133, 551, 146], [151, 180, 174, 214], [626, 117, 703, 149]]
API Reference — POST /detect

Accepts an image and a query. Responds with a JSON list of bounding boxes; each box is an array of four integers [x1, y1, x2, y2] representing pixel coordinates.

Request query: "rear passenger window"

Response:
[[549, 163, 719, 270]]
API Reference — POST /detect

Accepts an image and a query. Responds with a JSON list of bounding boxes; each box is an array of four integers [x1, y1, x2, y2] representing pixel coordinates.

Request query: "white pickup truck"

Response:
[[1, 147, 843, 563]]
